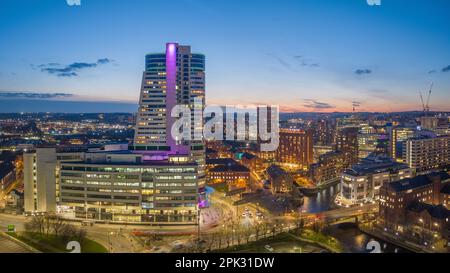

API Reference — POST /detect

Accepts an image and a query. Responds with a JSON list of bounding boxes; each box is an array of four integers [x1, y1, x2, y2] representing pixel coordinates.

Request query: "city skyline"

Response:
[[1, 0, 450, 113]]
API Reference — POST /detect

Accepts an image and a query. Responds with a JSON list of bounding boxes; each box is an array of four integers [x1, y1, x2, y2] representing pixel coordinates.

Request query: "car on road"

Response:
[[264, 245, 274, 252], [81, 221, 95, 227]]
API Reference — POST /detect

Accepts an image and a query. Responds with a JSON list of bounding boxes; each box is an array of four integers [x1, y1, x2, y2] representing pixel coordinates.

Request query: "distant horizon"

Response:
[[1, 0, 450, 113], [0, 98, 449, 115]]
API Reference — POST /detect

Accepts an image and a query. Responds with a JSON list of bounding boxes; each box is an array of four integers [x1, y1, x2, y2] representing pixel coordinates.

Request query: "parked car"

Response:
[[265, 245, 274, 252]]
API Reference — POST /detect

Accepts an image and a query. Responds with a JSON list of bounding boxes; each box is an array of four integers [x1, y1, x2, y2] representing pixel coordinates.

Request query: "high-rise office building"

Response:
[[132, 43, 206, 191], [133, 43, 205, 150], [24, 43, 206, 225], [403, 136, 450, 172]]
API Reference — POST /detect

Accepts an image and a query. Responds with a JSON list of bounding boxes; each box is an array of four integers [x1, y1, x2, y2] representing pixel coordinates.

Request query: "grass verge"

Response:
[[7, 232, 108, 253]]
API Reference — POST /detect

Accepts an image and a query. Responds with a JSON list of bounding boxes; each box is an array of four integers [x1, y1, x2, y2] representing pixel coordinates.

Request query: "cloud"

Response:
[[428, 70, 437, 74], [355, 69, 372, 75], [37, 58, 113, 77], [293, 56, 319, 68], [0, 91, 73, 100], [268, 54, 319, 71], [442, 65, 450, 72], [303, 99, 335, 110], [267, 53, 294, 71], [352, 101, 362, 107], [367, 89, 389, 94]]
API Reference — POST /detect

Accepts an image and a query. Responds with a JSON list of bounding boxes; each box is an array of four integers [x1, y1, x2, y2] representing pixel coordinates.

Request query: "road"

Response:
[[0, 234, 33, 253], [0, 214, 141, 253]]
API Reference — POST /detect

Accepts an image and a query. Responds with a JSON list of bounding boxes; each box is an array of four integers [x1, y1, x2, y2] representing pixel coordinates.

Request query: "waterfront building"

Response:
[[337, 156, 413, 206], [310, 151, 346, 185], [379, 172, 450, 245], [266, 165, 294, 195]]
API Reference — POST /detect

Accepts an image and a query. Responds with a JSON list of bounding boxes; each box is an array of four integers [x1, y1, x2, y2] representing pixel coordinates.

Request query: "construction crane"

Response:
[[419, 82, 433, 114]]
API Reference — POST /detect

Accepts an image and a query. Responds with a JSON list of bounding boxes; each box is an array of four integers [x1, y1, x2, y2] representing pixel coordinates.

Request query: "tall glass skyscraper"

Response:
[[24, 43, 207, 224], [132, 43, 206, 198]]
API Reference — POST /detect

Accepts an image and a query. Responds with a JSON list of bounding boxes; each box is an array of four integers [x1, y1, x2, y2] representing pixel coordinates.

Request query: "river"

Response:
[[299, 183, 340, 213], [299, 183, 410, 253]]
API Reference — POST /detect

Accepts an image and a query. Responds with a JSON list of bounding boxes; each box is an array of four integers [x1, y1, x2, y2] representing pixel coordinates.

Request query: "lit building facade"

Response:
[[24, 148, 85, 213], [379, 172, 450, 245], [337, 157, 413, 206], [276, 129, 313, 170], [59, 153, 198, 223], [390, 127, 415, 161], [266, 165, 294, 195], [336, 127, 359, 167], [23, 43, 206, 225], [206, 163, 250, 191], [310, 151, 346, 185], [403, 136, 450, 172], [131, 43, 206, 193]]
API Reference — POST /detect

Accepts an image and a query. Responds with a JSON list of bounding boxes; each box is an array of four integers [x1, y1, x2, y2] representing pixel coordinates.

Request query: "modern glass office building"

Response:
[[132, 43, 206, 196], [24, 43, 206, 224]]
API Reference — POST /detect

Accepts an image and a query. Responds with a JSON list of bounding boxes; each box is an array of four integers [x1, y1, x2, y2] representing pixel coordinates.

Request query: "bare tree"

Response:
[[76, 228, 87, 245], [24, 215, 46, 236], [60, 223, 77, 243], [245, 226, 252, 244], [50, 214, 66, 238]]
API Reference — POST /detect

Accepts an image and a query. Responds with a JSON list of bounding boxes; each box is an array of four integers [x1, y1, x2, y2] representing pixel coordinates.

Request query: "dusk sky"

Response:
[[0, 0, 450, 113]]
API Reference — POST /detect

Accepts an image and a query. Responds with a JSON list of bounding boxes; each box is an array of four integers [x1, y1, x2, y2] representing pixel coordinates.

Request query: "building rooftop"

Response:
[[209, 164, 249, 173], [388, 171, 450, 192], [267, 165, 288, 179], [406, 200, 450, 220], [206, 158, 238, 166], [344, 157, 410, 176]]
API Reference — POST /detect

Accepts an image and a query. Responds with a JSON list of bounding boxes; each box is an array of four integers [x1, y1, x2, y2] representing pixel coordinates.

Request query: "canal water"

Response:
[[323, 223, 410, 253], [299, 183, 340, 213], [300, 183, 410, 253]]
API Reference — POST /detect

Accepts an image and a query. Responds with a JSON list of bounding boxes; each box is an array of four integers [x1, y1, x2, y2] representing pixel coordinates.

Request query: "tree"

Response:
[[76, 228, 87, 245], [24, 215, 46, 236], [50, 214, 66, 238], [254, 223, 262, 240], [244, 226, 252, 244], [60, 223, 77, 243]]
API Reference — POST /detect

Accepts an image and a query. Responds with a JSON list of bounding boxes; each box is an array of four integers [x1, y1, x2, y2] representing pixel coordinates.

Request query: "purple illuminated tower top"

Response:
[[133, 43, 205, 162]]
